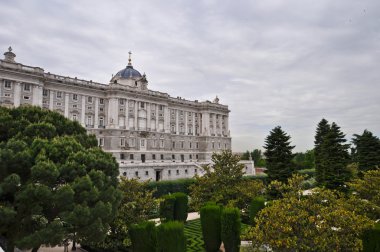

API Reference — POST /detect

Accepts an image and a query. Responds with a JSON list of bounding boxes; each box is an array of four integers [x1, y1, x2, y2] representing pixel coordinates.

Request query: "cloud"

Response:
[[0, 0, 379, 152]]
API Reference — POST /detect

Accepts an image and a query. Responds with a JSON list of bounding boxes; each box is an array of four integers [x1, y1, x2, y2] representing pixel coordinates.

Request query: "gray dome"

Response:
[[115, 65, 142, 79]]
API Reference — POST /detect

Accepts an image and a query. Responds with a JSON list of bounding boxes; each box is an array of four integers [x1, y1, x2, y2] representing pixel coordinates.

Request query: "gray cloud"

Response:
[[0, 0, 379, 152]]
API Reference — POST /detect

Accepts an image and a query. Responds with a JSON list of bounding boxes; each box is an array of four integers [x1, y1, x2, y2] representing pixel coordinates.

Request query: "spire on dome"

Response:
[[128, 51, 132, 67]]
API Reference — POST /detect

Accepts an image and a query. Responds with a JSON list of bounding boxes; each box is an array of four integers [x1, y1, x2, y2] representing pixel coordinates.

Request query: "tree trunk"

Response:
[[72, 240, 76, 251], [31, 246, 40, 252]]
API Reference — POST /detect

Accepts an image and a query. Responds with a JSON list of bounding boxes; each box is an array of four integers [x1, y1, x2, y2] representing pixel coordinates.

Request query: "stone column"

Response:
[[32, 85, 43, 107], [192, 113, 195, 135], [213, 114, 217, 135], [125, 99, 129, 130], [81, 95, 86, 126], [13, 82, 21, 108], [64, 93, 70, 118], [201, 112, 210, 136], [185, 111, 188, 135], [94, 97, 99, 128], [147, 102, 151, 131], [176, 109, 179, 135], [49, 90, 54, 110], [107, 98, 119, 128], [225, 115, 229, 136], [155, 105, 159, 131], [164, 106, 170, 133], [134, 100, 138, 130]]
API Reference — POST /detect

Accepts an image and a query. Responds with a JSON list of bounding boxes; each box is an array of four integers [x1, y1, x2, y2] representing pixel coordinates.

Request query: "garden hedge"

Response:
[[157, 221, 186, 252], [221, 207, 241, 252], [249, 196, 266, 225], [172, 192, 188, 222], [200, 204, 222, 252], [147, 178, 195, 198], [129, 221, 157, 252], [159, 194, 176, 222], [363, 222, 380, 252]]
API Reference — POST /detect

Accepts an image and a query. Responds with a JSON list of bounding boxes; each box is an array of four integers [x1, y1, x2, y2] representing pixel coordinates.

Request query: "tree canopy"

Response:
[[352, 130, 380, 172], [0, 106, 121, 252], [263, 126, 295, 183]]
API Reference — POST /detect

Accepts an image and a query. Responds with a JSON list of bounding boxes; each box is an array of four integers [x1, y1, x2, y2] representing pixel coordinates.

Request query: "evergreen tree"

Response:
[[352, 130, 380, 172], [251, 149, 262, 166], [314, 119, 330, 185], [263, 126, 295, 183], [320, 122, 351, 190]]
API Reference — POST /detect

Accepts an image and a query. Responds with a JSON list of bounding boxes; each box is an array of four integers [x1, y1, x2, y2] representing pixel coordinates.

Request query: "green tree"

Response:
[[293, 150, 315, 170], [352, 130, 380, 172], [321, 122, 351, 190], [248, 177, 374, 251], [241, 151, 250, 160], [263, 126, 295, 183], [251, 149, 263, 166], [189, 150, 264, 211], [0, 106, 121, 252], [314, 118, 330, 185]]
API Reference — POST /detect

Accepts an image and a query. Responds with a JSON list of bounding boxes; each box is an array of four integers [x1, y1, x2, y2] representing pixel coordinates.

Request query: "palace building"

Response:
[[0, 47, 254, 181]]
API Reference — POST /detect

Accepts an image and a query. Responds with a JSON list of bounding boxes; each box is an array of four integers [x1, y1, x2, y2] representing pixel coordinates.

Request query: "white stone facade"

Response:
[[0, 48, 240, 181]]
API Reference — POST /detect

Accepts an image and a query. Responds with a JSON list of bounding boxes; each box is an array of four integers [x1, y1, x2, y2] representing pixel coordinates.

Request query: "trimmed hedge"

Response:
[[200, 204, 222, 252], [297, 168, 316, 177], [129, 221, 157, 252], [159, 194, 176, 222], [221, 207, 241, 252], [147, 178, 196, 198], [157, 221, 186, 252], [249, 196, 266, 225], [363, 223, 380, 252], [172, 192, 188, 222]]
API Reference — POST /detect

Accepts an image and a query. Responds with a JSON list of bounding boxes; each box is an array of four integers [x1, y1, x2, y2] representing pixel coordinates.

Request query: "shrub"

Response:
[[249, 197, 265, 225], [147, 178, 196, 198], [159, 194, 176, 222], [363, 223, 380, 252], [200, 204, 222, 252], [173, 192, 188, 222], [221, 207, 241, 252], [157, 221, 186, 252], [129, 221, 157, 252]]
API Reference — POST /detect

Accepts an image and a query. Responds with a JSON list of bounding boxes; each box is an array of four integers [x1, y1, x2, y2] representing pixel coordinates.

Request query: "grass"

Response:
[[184, 218, 250, 252]]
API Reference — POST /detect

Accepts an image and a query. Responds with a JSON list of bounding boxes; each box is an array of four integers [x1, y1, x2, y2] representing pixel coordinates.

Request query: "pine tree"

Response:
[[352, 130, 380, 172], [314, 119, 330, 185], [263, 126, 295, 183], [320, 122, 351, 189]]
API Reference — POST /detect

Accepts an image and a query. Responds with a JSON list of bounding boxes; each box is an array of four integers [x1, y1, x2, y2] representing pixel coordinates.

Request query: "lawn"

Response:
[[184, 218, 250, 252]]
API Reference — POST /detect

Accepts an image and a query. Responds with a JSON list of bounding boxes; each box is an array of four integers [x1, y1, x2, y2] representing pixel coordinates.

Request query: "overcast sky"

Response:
[[0, 0, 379, 152]]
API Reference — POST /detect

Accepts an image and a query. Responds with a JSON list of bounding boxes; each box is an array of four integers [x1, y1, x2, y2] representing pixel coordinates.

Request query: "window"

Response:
[[145, 171, 149, 176], [120, 153, 125, 160], [135, 171, 138, 177], [130, 154, 134, 160], [4, 93, 11, 97], [141, 139, 145, 147], [168, 170, 171, 175], [99, 98, 104, 104], [212, 142, 215, 149], [72, 114, 78, 121], [160, 140, 164, 148], [152, 154, 156, 160], [196, 154, 199, 159], [119, 108, 124, 112], [56, 91, 62, 98], [172, 154, 175, 160], [129, 138, 135, 147], [88, 96, 93, 103], [86, 115, 93, 126], [195, 169, 197, 174], [99, 117, 104, 126], [120, 138, 125, 147], [100, 107, 104, 112], [88, 106, 93, 110], [159, 105, 163, 110], [225, 143, 227, 149], [24, 83, 31, 91], [43, 89, 48, 96], [190, 143, 192, 149], [56, 102, 62, 106], [181, 141, 184, 149], [172, 141, 175, 148], [185, 169, 188, 174], [176, 170, 179, 175], [161, 154, 164, 160], [23, 96, 30, 100], [4, 80, 11, 89], [218, 142, 221, 149], [73, 94, 78, 100], [72, 104, 77, 108], [189, 154, 192, 160], [119, 99, 124, 105], [153, 140, 157, 148], [140, 102, 145, 109], [196, 142, 199, 149], [122, 172, 127, 176], [99, 138, 104, 146]]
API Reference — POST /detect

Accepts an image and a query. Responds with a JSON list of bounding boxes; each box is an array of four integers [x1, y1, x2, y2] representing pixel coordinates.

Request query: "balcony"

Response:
[[98, 125, 105, 129], [86, 125, 94, 128]]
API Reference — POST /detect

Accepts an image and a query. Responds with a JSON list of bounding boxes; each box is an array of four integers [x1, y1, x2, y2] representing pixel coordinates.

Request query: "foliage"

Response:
[[159, 194, 176, 222], [352, 130, 380, 172], [157, 221, 186, 252], [362, 223, 380, 252], [240, 149, 266, 167], [0, 106, 121, 252], [129, 221, 157, 252], [147, 178, 195, 198], [221, 207, 241, 252], [314, 118, 331, 185], [84, 178, 157, 251], [184, 219, 205, 252], [293, 149, 315, 170], [190, 150, 264, 211], [347, 169, 380, 219], [249, 197, 265, 225], [248, 187, 374, 251], [172, 192, 188, 222], [263, 126, 295, 183], [200, 204, 222, 252]]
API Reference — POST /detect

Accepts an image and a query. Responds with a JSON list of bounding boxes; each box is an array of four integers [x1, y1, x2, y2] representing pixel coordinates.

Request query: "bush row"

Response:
[[159, 193, 188, 222]]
